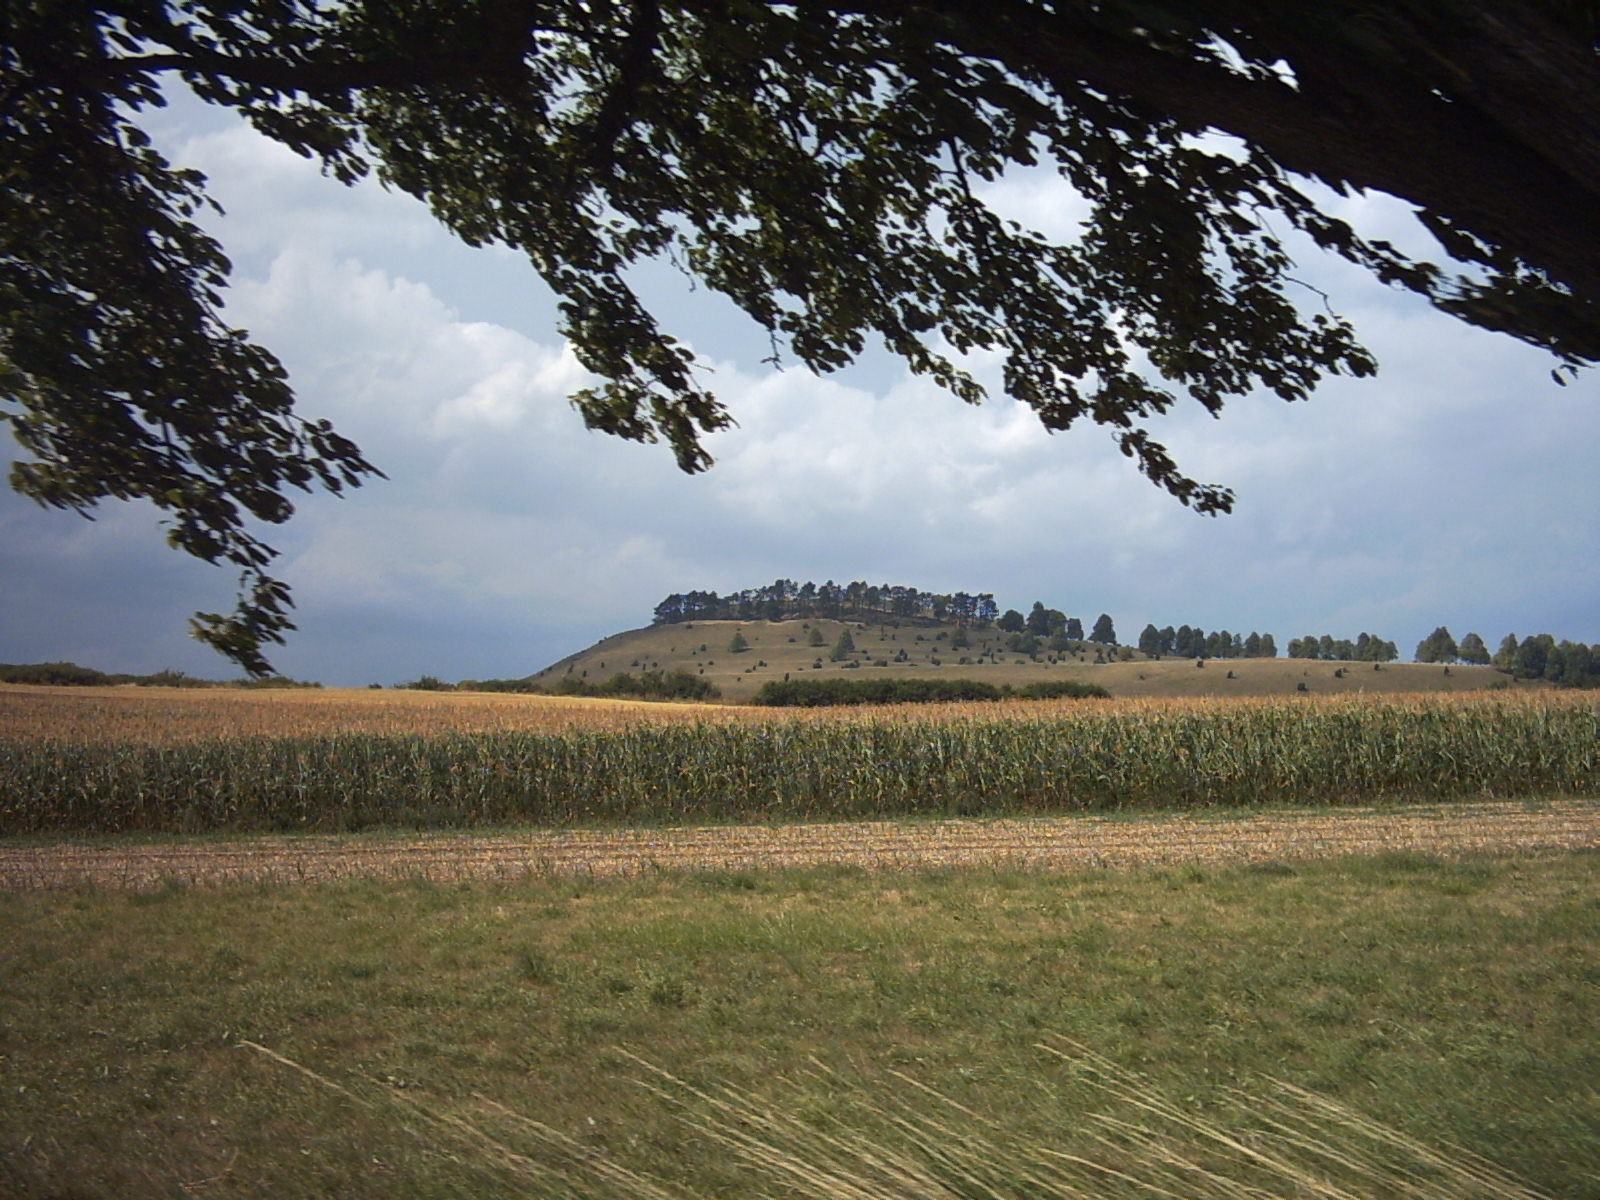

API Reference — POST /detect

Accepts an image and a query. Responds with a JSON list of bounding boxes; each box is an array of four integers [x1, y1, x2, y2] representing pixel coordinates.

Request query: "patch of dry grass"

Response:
[[3, 800, 1595, 890], [235, 1039, 1556, 1200]]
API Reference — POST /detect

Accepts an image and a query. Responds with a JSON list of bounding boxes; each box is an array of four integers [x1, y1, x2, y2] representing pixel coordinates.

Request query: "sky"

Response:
[[2, 92, 1596, 686]]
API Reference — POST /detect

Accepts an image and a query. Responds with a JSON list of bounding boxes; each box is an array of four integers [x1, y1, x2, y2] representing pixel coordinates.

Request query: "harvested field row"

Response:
[[4, 799, 1594, 889]]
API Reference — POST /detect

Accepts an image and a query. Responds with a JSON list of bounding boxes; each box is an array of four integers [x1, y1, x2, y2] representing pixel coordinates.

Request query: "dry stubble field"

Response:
[[3, 801, 1597, 890]]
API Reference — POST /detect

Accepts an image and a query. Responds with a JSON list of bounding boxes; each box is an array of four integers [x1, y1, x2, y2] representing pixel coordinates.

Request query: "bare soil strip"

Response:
[[2, 800, 1595, 890]]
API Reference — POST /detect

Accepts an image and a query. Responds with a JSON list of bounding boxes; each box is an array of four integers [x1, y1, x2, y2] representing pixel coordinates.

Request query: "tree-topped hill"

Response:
[[531, 616, 1519, 705], [653, 581, 1289, 659], [654, 581, 1000, 626]]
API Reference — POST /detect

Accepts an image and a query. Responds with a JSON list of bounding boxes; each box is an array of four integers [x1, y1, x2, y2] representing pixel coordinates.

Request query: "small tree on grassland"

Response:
[[831, 628, 856, 662], [1415, 626, 1459, 664], [1458, 632, 1491, 665], [1494, 634, 1521, 671]]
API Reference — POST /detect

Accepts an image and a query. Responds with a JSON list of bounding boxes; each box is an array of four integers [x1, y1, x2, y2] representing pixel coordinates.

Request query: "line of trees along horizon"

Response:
[[653, 581, 1001, 626], [1419, 627, 1600, 689], [1138, 624, 1280, 660], [651, 582, 1598, 686], [656, 582, 1295, 664]]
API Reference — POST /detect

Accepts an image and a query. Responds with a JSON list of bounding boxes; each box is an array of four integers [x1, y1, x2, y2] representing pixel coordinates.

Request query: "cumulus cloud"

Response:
[[1, 103, 1594, 684]]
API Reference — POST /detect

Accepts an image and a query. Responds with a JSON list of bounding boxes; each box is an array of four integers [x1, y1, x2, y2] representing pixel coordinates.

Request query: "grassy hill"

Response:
[[528, 618, 1518, 703]]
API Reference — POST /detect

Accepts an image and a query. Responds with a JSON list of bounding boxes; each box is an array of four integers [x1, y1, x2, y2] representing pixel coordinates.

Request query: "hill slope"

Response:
[[529, 618, 1515, 703]]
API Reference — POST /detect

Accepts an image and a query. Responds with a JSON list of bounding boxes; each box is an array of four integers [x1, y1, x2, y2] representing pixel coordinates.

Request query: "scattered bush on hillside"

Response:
[[752, 677, 1109, 706], [1004, 631, 1040, 655]]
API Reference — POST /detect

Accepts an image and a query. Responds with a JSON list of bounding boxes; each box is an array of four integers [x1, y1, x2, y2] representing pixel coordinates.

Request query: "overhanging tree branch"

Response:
[[793, 0, 1600, 309], [4, 0, 1596, 673]]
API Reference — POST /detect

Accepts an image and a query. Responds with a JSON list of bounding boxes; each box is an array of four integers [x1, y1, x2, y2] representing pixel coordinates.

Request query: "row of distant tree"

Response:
[[1417, 628, 1600, 687], [654, 580, 1000, 625], [0, 662, 320, 688], [1286, 633, 1399, 662], [1137, 625, 1281, 659], [652, 584, 1599, 687], [658, 586, 1373, 667], [658, 585, 1122, 647], [995, 602, 1109, 643]]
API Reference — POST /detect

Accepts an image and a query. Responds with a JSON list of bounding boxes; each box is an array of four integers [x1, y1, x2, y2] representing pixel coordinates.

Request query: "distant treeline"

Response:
[[752, 677, 1110, 707], [449, 669, 720, 702], [0, 662, 321, 689], [651, 584, 1599, 687], [1286, 633, 1399, 661], [1136, 625, 1282, 659], [1480, 632, 1599, 688], [655, 580, 1001, 626]]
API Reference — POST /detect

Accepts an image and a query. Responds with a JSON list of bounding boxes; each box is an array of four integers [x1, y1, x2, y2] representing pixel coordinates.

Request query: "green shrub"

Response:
[[0, 661, 112, 686], [561, 669, 721, 702], [1010, 680, 1111, 700], [753, 677, 1007, 706]]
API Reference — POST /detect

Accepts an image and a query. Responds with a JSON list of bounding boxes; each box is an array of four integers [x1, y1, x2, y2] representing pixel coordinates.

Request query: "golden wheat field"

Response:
[[3, 680, 1591, 745], [0, 682, 731, 745]]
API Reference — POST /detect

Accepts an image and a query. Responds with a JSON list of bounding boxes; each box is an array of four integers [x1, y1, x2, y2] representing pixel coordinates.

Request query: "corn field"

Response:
[[1, 687, 1595, 835]]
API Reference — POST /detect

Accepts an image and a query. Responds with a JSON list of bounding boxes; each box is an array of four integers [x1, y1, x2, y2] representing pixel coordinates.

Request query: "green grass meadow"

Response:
[[3, 848, 1596, 1199]]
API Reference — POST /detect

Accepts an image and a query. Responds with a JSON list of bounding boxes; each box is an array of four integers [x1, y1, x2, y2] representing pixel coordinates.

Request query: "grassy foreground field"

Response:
[[2, 685, 1595, 1198], [1, 850, 1596, 1199]]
